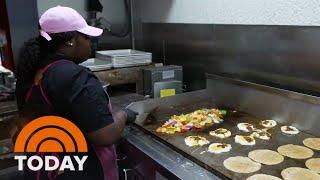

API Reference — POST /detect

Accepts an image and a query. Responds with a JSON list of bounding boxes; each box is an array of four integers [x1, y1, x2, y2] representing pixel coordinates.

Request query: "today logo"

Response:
[[14, 116, 88, 171]]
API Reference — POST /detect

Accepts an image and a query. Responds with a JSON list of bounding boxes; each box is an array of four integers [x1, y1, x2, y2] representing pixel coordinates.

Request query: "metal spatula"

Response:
[[126, 102, 159, 125]]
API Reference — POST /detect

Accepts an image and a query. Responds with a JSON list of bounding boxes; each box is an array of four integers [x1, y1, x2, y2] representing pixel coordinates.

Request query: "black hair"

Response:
[[15, 31, 80, 81]]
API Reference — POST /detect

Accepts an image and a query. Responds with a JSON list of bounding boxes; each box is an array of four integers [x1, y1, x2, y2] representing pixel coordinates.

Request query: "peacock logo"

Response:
[[14, 116, 87, 153], [14, 116, 88, 171]]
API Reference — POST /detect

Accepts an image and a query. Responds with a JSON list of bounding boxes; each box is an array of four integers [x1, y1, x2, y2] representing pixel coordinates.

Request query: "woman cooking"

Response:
[[15, 6, 137, 180]]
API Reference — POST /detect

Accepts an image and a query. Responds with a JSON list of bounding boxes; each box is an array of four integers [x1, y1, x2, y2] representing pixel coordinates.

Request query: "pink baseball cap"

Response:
[[39, 6, 103, 41]]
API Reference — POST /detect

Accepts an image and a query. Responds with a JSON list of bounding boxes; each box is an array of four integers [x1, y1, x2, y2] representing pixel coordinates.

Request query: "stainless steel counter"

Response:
[[122, 126, 221, 180]]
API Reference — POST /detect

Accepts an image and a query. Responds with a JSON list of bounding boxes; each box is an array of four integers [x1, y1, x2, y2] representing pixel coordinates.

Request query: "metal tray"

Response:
[[96, 49, 151, 57], [80, 58, 112, 71], [96, 49, 152, 68], [112, 62, 152, 68]]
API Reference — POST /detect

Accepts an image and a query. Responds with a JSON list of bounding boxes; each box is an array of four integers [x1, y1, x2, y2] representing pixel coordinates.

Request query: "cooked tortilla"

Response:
[[237, 123, 255, 132], [277, 144, 314, 159], [235, 135, 256, 145], [260, 120, 277, 128], [281, 167, 320, 180], [303, 138, 320, 151], [248, 149, 284, 165], [246, 174, 282, 180], [209, 128, 231, 138], [184, 136, 210, 147], [208, 143, 232, 154], [223, 156, 261, 173], [305, 158, 320, 173], [281, 125, 299, 135], [251, 131, 271, 140]]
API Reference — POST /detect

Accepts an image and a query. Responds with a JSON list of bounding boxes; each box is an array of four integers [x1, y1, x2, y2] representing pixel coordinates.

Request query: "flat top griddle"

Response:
[[134, 100, 320, 180]]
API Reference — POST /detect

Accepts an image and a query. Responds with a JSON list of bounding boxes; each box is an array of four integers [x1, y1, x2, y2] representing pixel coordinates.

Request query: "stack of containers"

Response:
[[95, 49, 152, 68]]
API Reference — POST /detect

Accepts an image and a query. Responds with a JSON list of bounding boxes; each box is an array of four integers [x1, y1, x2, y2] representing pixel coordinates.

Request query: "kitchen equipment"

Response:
[[141, 65, 183, 97], [4, 73, 15, 89], [127, 74, 320, 179], [153, 80, 182, 98], [0, 69, 15, 96], [96, 49, 152, 68]]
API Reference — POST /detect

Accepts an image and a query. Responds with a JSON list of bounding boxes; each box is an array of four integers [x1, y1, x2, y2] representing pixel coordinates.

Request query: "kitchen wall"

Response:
[[134, 0, 320, 95], [139, 0, 320, 26], [37, 0, 131, 49], [37, 0, 87, 17]]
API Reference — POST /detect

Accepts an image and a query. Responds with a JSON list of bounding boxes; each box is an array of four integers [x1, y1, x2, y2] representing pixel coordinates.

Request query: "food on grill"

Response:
[[209, 128, 231, 138], [184, 136, 210, 147], [303, 138, 320, 150], [223, 156, 261, 173], [235, 135, 256, 145], [156, 109, 226, 134], [305, 158, 320, 173], [260, 120, 277, 128], [237, 123, 255, 132], [246, 174, 282, 180], [208, 143, 232, 154], [248, 149, 284, 165], [277, 144, 314, 159], [281, 125, 299, 135], [281, 167, 320, 180], [251, 130, 271, 140]]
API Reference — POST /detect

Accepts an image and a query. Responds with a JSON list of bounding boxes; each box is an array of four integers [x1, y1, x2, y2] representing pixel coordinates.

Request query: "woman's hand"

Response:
[[122, 108, 138, 124]]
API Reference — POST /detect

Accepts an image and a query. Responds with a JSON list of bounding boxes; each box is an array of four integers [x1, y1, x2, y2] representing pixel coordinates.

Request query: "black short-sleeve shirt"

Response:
[[15, 60, 113, 179], [16, 60, 114, 131]]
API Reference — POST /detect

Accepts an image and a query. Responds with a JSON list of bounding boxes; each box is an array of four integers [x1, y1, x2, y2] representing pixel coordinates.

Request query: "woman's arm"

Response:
[[87, 110, 127, 146]]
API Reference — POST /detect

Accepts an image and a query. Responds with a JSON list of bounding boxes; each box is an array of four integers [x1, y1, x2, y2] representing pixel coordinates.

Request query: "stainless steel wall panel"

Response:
[[139, 23, 320, 96], [206, 74, 320, 136]]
